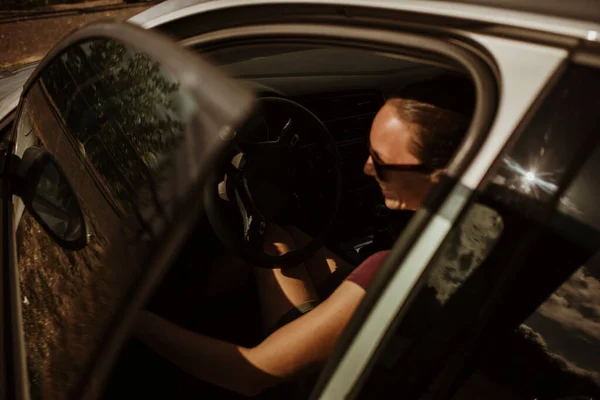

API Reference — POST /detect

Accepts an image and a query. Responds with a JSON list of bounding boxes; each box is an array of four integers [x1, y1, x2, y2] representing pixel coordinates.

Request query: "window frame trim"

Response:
[[313, 33, 567, 399], [332, 39, 582, 398]]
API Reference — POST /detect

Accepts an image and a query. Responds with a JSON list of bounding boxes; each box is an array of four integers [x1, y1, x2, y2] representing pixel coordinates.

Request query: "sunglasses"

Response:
[[369, 146, 435, 181]]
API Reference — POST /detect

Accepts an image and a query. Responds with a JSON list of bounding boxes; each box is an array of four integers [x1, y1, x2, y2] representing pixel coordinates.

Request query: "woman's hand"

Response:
[[263, 224, 297, 256]]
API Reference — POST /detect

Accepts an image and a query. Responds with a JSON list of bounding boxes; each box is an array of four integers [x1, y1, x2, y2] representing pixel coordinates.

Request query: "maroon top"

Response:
[[345, 250, 391, 289]]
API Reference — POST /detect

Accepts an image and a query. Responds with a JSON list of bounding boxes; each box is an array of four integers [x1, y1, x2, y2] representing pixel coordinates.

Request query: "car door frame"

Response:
[[361, 52, 600, 400], [314, 34, 570, 399], [4, 19, 255, 400]]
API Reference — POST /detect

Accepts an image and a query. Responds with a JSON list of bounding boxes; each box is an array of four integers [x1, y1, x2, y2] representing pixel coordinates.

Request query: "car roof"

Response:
[[130, 0, 600, 41], [439, 0, 600, 24], [2, 0, 599, 113]]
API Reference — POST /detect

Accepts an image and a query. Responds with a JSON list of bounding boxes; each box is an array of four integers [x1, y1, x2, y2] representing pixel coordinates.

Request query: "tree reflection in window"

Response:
[[16, 39, 196, 399], [40, 39, 187, 216]]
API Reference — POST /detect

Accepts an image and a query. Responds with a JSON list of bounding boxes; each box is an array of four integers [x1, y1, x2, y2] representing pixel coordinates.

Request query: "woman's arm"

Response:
[[133, 280, 365, 396], [248, 281, 364, 378], [133, 311, 270, 396]]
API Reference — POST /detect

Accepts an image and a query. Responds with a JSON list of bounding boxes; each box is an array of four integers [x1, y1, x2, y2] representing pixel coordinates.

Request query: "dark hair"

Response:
[[388, 75, 475, 169]]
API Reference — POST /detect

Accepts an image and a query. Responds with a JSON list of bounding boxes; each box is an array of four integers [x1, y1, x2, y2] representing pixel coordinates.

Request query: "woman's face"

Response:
[[363, 102, 436, 211]]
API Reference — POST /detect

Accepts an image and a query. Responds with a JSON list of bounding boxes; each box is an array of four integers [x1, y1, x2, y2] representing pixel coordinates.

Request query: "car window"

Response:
[[454, 255, 600, 400], [14, 39, 199, 400], [354, 62, 600, 399], [452, 142, 600, 400]]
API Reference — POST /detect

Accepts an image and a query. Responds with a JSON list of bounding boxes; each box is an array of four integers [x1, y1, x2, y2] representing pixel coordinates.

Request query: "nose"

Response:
[[364, 155, 376, 177]]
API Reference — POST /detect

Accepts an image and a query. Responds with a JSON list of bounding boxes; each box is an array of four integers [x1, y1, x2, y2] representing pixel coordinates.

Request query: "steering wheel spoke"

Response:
[[244, 213, 267, 253], [279, 118, 301, 148], [205, 97, 342, 269], [232, 178, 268, 253]]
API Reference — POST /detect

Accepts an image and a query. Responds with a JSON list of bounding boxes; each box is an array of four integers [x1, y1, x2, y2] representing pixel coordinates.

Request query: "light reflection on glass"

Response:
[[524, 171, 536, 183], [502, 156, 558, 195], [496, 156, 581, 215]]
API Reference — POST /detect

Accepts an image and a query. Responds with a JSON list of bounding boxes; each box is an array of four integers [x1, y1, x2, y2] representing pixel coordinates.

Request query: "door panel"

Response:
[[7, 21, 253, 400]]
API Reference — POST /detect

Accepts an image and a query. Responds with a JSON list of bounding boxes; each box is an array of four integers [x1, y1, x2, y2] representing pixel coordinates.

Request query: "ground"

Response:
[[0, 0, 154, 70]]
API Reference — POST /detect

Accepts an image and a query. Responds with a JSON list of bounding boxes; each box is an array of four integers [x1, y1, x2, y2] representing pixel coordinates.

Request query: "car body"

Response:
[[1, 1, 600, 399]]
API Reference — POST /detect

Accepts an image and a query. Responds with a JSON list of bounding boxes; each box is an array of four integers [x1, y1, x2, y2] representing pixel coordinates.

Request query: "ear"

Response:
[[429, 169, 445, 184]]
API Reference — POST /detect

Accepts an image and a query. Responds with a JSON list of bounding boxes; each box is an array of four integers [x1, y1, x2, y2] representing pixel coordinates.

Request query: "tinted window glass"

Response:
[[356, 63, 600, 399], [453, 141, 600, 400], [453, 257, 600, 400], [15, 39, 197, 399]]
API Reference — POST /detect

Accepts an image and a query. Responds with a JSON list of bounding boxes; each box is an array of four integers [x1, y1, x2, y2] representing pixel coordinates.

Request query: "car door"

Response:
[[1, 20, 254, 400]]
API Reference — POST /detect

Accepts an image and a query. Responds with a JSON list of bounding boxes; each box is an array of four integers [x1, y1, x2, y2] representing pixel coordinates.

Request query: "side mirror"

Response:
[[13, 146, 88, 250]]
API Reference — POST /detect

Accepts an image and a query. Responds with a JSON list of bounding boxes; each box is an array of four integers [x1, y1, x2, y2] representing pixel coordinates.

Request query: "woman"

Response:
[[133, 75, 474, 396]]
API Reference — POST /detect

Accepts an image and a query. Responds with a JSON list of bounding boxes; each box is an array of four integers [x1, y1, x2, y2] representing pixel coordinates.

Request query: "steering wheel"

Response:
[[204, 97, 342, 268]]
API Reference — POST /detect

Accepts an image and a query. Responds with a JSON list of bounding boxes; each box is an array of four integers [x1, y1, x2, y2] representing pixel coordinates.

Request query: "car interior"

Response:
[[209, 43, 463, 261], [99, 43, 474, 399]]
